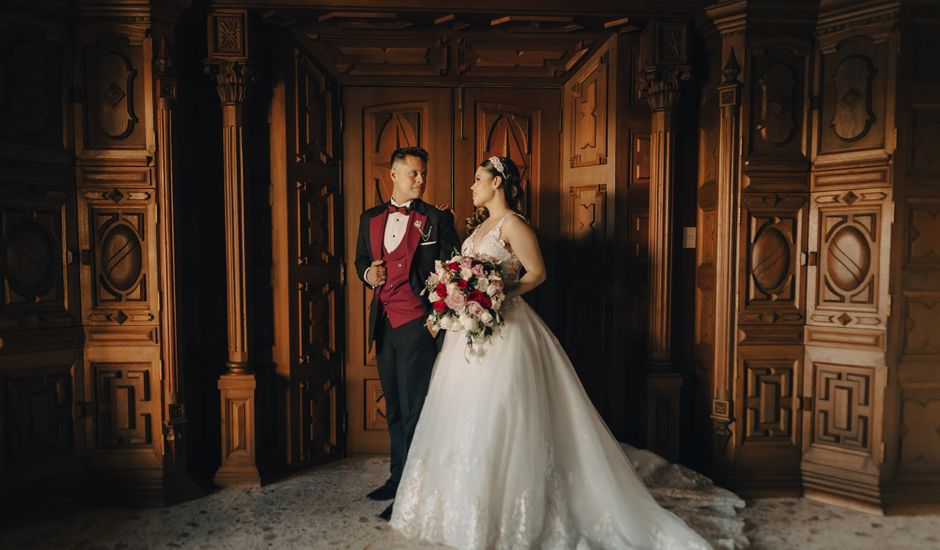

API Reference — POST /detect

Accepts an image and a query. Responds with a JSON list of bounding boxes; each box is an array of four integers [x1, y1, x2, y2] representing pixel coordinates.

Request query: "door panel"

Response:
[[344, 87, 452, 454], [453, 88, 561, 328], [274, 47, 345, 466]]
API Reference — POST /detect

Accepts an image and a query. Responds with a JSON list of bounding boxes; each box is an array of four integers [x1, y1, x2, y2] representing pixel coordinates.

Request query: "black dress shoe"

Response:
[[378, 502, 394, 521], [367, 481, 397, 501]]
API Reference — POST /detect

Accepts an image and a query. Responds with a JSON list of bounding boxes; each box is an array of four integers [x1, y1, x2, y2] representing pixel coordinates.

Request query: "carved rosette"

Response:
[[203, 60, 253, 106]]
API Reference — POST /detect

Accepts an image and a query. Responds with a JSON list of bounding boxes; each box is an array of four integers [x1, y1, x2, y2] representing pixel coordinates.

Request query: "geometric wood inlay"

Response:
[[4, 370, 73, 462], [297, 181, 337, 265], [813, 363, 873, 452], [93, 363, 154, 448], [297, 282, 337, 363], [364, 378, 386, 431], [900, 396, 940, 472], [905, 298, 940, 355], [570, 53, 608, 168], [909, 205, 940, 263], [744, 361, 796, 440]]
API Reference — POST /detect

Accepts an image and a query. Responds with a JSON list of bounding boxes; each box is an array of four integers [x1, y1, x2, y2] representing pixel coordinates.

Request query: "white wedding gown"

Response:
[[390, 213, 712, 550]]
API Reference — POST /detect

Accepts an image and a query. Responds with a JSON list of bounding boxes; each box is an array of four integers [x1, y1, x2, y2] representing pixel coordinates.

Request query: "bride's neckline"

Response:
[[470, 212, 513, 251]]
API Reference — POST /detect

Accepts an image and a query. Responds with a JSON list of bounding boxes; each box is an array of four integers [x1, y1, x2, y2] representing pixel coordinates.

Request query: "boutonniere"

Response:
[[415, 219, 432, 241]]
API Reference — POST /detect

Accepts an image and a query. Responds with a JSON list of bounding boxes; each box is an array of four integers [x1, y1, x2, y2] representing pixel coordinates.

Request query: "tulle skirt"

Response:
[[389, 298, 711, 550]]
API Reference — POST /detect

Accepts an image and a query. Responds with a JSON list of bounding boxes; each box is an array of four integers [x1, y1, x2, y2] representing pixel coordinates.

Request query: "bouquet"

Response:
[[424, 254, 507, 354]]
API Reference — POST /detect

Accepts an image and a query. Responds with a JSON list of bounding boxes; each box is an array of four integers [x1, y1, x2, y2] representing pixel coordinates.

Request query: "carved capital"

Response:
[[204, 59, 253, 106], [641, 66, 691, 111], [639, 21, 690, 112]]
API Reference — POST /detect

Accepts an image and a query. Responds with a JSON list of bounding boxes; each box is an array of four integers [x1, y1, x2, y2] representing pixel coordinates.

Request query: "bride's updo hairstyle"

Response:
[[466, 155, 524, 234]]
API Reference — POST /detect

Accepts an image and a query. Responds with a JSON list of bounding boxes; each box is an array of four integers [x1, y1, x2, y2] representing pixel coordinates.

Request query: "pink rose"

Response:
[[460, 257, 473, 269], [467, 301, 485, 317], [445, 291, 467, 310], [471, 263, 485, 278]]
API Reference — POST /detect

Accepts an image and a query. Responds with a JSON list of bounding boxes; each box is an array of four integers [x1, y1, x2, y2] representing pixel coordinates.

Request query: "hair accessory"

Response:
[[488, 156, 506, 179]]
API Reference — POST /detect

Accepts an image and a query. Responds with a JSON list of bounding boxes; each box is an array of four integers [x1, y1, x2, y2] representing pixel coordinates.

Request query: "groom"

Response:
[[355, 146, 460, 520]]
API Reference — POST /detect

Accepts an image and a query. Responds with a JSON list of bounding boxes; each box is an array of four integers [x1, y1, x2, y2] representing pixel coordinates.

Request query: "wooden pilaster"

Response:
[[204, 8, 261, 488]]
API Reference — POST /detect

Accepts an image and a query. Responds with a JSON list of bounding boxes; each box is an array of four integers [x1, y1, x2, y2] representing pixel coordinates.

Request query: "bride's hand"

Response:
[[426, 317, 440, 337]]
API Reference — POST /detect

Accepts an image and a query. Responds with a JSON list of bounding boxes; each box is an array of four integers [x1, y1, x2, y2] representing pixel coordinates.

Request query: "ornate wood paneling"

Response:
[[632, 131, 651, 187], [569, 53, 608, 168], [273, 45, 346, 468], [736, 347, 801, 448], [806, 188, 891, 330], [802, 345, 885, 480], [898, 379, 940, 475], [297, 281, 338, 363], [814, 15, 896, 170], [305, 34, 447, 77], [364, 378, 386, 431], [294, 53, 336, 165], [902, 292, 940, 361], [741, 193, 806, 328], [0, 185, 79, 332], [92, 362, 155, 449], [476, 101, 540, 224], [78, 189, 158, 326], [0, 19, 67, 153], [297, 378, 338, 462], [456, 37, 591, 79], [812, 364, 874, 451], [77, 35, 151, 160], [343, 86, 450, 455], [748, 45, 810, 168], [907, 200, 940, 266], [3, 367, 74, 465]]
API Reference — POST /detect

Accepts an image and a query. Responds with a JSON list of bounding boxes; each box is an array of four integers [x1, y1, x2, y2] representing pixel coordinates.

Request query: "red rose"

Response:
[[433, 301, 446, 313], [478, 295, 492, 309], [448, 261, 460, 271], [467, 289, 483, 303], [456, 279, 469, 290], [435, 283, 447, 298]]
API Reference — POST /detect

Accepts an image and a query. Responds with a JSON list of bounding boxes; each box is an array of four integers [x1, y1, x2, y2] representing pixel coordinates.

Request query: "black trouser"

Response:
[[375, 316, 437, 486]]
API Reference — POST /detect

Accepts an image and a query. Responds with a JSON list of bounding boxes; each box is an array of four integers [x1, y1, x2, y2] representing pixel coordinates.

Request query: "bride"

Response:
[[388, 156, 710, 549]]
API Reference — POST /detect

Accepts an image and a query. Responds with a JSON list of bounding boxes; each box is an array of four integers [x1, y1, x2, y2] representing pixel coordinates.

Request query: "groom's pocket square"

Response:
[[419, 241, 437, 246]]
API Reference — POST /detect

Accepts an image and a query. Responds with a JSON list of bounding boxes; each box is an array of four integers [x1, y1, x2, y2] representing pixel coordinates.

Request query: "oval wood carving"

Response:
[[101, 223, 143, 292], [4, 220, 56, 295], [96, 52, 138, 139], [827, 225, 871, 292], [752, 226, 790, 292], [830, 55, 875, 142]]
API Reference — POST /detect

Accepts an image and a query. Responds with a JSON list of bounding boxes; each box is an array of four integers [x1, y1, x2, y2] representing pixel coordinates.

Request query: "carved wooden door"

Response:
[[274, 47, 345, 466], [453, 87, 561, 327], [802, 25, 896, 496], [342, 87, 452, 455]]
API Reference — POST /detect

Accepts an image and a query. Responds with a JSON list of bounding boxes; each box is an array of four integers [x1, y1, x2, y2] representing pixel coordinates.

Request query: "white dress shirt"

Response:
[[365, 198, 413, 287]]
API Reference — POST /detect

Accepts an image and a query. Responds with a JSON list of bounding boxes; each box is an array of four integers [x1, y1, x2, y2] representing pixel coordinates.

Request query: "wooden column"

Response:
[[204, 9, 260, 487], [154, 26, 196, 496], [640, 21, 689, 460], [710, 48, 743, 462]]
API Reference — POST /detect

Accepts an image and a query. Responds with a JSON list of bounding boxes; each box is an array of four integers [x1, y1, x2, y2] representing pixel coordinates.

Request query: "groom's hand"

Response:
[[366, 259, 386, 286]]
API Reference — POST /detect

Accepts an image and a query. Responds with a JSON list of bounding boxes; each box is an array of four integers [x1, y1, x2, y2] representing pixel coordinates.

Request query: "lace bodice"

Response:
[[461, 213, 524, 284]]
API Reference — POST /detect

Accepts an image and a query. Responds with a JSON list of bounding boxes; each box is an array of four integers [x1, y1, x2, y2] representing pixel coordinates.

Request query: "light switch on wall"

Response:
[[683, 227, 696, 249]]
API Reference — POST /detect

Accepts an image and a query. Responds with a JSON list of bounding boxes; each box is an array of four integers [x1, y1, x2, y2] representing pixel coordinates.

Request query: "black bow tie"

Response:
[[388, 204, 409, 215]]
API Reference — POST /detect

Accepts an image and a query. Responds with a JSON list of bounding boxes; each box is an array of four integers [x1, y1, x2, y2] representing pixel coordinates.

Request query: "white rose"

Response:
[[459, 314, 476, 331], [485, 284, 498, 296], [480, 311, 494, 324], [429, 292, 440, 303], [460, 267, 473, 280]]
